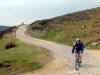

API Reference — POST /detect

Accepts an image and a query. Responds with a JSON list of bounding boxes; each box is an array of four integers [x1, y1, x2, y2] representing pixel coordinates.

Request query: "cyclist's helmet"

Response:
[[76, 38, 80, 42]]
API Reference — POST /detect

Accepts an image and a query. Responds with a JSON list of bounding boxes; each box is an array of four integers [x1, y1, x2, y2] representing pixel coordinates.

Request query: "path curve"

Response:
[[16, 25, 100, 75]]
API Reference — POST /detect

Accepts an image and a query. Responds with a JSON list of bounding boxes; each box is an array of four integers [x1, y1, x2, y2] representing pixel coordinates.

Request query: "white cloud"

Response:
[[0, 0, 70, 7], [0, 0, 23, 7], [0, 0, 100, 26], [96, 0, 100, 4]]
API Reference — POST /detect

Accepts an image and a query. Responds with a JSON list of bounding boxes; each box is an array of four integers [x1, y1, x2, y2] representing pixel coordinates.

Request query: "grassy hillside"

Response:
[[0, 28, 51, 75], [27, 7, 100, 50]]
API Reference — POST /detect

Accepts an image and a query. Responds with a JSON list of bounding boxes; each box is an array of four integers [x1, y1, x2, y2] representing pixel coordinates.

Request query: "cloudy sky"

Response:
[[0, 0, 100, 26]]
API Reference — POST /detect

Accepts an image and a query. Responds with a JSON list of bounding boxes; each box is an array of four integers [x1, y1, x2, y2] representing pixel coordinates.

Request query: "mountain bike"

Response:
[[74, 53, 81, 70]]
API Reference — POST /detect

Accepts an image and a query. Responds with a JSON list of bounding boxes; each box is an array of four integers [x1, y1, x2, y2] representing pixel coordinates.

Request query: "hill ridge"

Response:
[[28, 7, 100, 49]]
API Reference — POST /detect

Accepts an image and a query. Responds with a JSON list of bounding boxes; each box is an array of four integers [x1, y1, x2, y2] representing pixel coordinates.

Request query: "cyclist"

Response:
[[72, 38, 84, 63]]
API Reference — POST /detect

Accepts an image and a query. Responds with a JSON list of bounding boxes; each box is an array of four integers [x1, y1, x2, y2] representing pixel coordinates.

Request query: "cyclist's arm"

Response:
[[72, 44, 75, 53], [81, 43, 84, 53]]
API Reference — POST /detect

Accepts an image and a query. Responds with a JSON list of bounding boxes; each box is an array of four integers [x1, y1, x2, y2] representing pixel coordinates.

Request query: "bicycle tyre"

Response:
[[75, 58, 79, 71]]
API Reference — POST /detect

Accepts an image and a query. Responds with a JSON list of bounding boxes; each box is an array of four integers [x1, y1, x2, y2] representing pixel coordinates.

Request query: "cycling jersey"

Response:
[[72, 42, 84, 54]]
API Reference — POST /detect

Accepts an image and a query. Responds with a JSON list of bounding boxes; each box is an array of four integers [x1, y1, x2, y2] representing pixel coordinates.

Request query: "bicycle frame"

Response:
[[75, 53, 81, 70]]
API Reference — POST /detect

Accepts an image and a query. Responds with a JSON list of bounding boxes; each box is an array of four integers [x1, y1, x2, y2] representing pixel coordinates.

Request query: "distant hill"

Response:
[[28, 7, 100, 49], [0, 25, 11, 32]]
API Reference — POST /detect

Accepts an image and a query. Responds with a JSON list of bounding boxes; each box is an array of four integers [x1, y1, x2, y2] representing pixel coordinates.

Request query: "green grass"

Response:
[[0, 32, 51, 75], [27, 7, 100, 50], [86, 44, 100, 50]]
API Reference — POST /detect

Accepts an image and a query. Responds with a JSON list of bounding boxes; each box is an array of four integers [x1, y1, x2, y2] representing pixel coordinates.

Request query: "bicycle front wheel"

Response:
[[75, 58, 79, 71]]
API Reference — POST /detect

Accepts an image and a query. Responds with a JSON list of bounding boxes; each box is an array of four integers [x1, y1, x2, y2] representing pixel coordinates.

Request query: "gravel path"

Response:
[[16, 25, 100, 75]]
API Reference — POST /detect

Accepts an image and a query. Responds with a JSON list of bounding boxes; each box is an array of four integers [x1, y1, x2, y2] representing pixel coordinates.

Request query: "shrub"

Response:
[[5, 41, 16, 49]]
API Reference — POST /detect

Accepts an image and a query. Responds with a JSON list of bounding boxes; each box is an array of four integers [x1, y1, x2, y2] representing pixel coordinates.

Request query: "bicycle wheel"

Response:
[[78, 58, 81, 67], [75, 58, 79, 71]]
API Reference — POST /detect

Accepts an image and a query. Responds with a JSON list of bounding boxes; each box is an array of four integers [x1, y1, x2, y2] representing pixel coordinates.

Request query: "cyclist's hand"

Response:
[[80, 53, 82, 58]]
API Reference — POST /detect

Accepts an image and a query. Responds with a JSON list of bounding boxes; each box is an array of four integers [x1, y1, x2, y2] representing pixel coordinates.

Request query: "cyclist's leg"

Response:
[[79, 53, 82, 63], [74, 53, 79, 70]]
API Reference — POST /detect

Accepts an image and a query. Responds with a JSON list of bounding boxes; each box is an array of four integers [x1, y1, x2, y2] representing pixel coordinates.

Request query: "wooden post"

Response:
[[82, 24, 85, 43]]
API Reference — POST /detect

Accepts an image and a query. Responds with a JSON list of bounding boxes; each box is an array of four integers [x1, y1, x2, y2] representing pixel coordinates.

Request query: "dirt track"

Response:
[[16, 25, 100, 75]]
